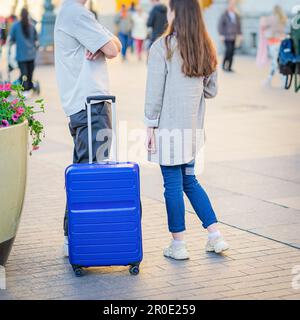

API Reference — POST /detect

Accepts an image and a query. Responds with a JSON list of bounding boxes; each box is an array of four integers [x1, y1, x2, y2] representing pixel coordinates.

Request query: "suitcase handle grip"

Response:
[[87, 95, 116, 104], [86, 95, 117, 164]]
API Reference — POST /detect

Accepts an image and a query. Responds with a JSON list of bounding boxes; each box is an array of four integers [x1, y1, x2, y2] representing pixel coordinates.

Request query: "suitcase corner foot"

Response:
[[129, 264, 140, 276], [72, 265, 84, 277]]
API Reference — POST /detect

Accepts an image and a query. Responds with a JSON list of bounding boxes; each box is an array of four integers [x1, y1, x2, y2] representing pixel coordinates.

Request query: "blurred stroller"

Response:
[[278, 6, 300, 93]]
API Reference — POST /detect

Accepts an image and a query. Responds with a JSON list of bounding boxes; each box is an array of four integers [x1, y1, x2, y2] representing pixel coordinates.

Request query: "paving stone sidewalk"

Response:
[[0, 156, 300, 300]]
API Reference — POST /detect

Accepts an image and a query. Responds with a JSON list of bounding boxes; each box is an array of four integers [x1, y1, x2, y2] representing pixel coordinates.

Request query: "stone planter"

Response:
[[0, 121, 28, 272]]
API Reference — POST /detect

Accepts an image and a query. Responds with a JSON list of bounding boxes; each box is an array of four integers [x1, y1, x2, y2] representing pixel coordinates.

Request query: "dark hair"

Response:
[[20, 8, 30, 39], [165, 0, 217, 78]]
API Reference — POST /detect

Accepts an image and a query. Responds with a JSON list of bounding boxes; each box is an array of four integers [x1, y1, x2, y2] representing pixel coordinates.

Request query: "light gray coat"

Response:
[[144, 37, 218, 166]]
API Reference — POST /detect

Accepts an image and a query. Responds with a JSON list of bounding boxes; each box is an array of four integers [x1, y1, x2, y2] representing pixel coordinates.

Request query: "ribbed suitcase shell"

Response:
[[65, 162, 143, 268]]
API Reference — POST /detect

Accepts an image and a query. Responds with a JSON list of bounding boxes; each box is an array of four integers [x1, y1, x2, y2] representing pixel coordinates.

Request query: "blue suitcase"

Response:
[[65, 95, 143, 277]]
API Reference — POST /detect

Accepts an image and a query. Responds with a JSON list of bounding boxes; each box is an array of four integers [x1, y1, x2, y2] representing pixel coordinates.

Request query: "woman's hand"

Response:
[[145, 127, 156, 154]]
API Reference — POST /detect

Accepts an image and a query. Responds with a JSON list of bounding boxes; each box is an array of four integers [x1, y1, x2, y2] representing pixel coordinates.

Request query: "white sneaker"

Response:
[[206, 236, 229, 254], [63, 236, 69, 258], [163, 241, 190, 260]]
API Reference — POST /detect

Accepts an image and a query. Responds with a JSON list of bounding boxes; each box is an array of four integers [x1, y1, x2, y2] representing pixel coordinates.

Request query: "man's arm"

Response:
[[86, 35, 121, 60], [9, 24, 16, 44], [218, 14, 226, 36], [72, 11, 121, 60], [100, 36, 121, 59], [237, 14, 242, 36]]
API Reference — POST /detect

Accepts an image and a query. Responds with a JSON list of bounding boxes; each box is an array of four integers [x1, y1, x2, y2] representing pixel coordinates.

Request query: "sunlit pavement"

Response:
[[0, 54, 300, 300]]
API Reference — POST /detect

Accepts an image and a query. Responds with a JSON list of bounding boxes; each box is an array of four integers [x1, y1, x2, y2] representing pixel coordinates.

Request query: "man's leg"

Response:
[[70, 103, 112, 163], [64, 103, 112, 240], [228, 40, 236, 71], [223, 40, 230, 70]]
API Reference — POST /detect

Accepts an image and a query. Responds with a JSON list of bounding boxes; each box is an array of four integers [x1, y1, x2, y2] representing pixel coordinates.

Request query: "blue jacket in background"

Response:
[[9, 21, 38, 62]]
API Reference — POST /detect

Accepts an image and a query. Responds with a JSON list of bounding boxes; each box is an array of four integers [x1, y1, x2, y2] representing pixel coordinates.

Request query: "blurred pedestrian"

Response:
[[132, 6, 148, 60], [261, 5, 287, 87], [9, 8, 38, 93], [147, 0, 168, 48], [115, 5, 133, 61], [218, 0, 242, 72], [129, 2, 137, 53], [145, 0, 229, 260]]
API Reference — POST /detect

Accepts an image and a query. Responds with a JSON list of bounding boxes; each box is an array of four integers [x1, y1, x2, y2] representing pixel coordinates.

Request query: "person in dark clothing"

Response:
[[147, 0, 168, 47], [9, 8, 38, 91], [218, 0, 242, 72]]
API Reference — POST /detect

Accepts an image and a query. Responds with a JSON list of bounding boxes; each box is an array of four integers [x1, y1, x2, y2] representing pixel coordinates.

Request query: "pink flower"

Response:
[[4, 83, 11, 91], [11, 99, 19, 105], [1, 120, 9, 127], [0, 83, 11, 91], [16, 107, 25, 115], [12, 113, 19, 122]]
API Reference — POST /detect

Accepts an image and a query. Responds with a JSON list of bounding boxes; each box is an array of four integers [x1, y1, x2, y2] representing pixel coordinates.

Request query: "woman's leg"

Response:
[[182, 162, 218, 229], [27, 60, 35, 91], [160, 165, 189, 259], [136, 39, 143, 60], [182, 162, 229, 253], [160, 165, 186, 235], [18, 61, 28, 90]]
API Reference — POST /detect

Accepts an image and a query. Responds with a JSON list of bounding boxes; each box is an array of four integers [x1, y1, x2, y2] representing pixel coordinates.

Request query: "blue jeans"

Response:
[[160, 162, 218, 233], [118, 32, 129, 58]]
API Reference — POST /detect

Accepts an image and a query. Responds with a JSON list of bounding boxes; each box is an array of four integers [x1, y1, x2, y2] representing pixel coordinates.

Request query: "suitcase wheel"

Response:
[[72, 265, 83, 277], [129, 264, 140, 276]]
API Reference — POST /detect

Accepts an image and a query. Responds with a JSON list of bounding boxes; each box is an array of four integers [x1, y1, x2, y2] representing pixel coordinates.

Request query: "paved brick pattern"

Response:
[[0, 155, 299, 300]]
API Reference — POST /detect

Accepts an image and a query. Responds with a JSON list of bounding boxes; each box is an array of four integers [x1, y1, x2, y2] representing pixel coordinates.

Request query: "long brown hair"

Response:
[[165, 0, 217, 78], [20, 8, 30, 39]]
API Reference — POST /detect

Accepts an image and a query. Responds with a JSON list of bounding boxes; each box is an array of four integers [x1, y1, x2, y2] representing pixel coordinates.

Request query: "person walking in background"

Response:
[[132, 6, 148, 61], [128, 2, 137, 54], [54, 0, 121, 256], [218, 0, 242, 72], [261, 5, 287, 87], [144, 0, 229, 260], [9, 8, 38, 93], [115, 4, 133, 61], [147, 0, 168, 48]]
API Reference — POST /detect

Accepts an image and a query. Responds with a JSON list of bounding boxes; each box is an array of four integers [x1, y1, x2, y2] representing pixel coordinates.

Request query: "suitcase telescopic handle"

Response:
[[86, 95, 117, 164]]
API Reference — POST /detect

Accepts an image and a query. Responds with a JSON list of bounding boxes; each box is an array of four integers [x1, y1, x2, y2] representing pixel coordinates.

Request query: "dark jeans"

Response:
[[160, 161, 218, 233], [18, 60, 35, 91], [64, 102, 112, 236], [223, 40, 236, 71]]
